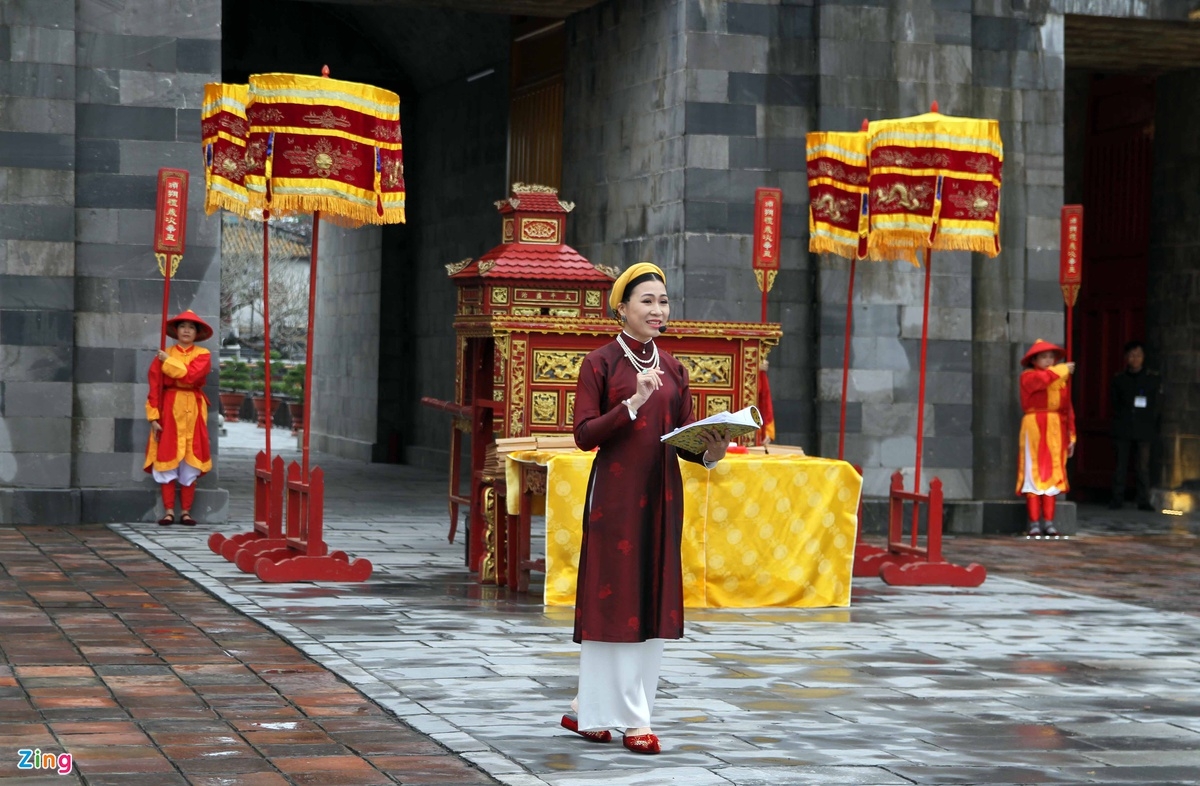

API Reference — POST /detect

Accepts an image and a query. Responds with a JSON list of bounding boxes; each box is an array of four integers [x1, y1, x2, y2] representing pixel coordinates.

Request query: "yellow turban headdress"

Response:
[[609, 262, 666, 317]]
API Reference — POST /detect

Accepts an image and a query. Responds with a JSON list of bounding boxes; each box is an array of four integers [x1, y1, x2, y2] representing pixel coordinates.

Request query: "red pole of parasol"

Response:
[[837, 118, 870, 461], [302, 210, 319, 481], [261, 212, 272, 460], [913, 246, 932, 496], [299, 65, 332, 481], [912, 104, 940, 497], [839, 257, 855, 461]]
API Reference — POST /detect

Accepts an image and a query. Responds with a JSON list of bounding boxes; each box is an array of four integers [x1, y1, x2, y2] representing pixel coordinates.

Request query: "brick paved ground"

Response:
[[0, 524, 500, 786]]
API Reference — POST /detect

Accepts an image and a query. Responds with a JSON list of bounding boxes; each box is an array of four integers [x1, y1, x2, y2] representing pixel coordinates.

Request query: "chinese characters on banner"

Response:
[[1059, 204, 1083, 307], [155, 168, 189, 258], [753, 187, 782, 293]]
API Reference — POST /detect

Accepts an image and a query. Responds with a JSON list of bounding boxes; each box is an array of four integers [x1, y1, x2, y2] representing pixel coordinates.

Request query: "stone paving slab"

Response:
[[85, 422, 1200, 786]]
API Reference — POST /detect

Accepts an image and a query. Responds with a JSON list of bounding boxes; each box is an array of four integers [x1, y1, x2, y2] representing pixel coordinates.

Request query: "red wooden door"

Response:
[[1071, 75, 1154, 495]]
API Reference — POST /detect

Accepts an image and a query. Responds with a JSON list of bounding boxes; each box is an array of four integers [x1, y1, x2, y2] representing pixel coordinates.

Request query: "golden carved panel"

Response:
[[490, 286, 509, 304], [566, 392, 575, 423], [531, 391, 559, 424], [511, 306, 541, 316], [742, 345, 759, 415], [585, 290, 601, 308], [502, 217, 514, 243], [509, 339, 527, 437], [515, 289, 579, 305], [548, 308, 580, 317], [677, 354, 733, 388], [520, 217, 559, 244], [494, 333, 509, 379], [480, 485, 497, 584], [706, 395, 732, 417], [533, 350, 587, 383]]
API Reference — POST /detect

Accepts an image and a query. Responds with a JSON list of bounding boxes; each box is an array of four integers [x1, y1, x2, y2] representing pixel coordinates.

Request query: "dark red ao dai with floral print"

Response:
[[571, 337, 706, 644]]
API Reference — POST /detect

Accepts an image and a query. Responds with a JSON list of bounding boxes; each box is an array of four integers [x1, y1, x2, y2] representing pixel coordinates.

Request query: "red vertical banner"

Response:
[[752, 187, 781, 442], [753, 187, 782, 325], [154, 168, 189, 351], [1059, 204, 1083, 307], [1059, 204, 1083, 363], [753, 187, 782, 287], [155, 169, 189, 256]]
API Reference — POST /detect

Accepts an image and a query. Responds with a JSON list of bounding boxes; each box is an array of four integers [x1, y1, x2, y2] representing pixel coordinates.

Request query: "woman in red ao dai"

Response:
[[561, 262, 729, 754]]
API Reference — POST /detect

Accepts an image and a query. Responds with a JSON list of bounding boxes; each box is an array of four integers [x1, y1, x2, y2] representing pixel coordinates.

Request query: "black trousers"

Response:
[[1112, 437, 1151, 505]]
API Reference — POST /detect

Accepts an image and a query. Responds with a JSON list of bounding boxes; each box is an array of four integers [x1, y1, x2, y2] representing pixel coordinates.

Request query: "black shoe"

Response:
[[1137, 502, 1155, 512], [1108, 499, 1122, 510]]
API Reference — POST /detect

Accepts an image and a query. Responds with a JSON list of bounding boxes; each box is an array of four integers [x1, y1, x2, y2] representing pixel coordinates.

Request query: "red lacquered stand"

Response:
[[857, 472, 985, 586]]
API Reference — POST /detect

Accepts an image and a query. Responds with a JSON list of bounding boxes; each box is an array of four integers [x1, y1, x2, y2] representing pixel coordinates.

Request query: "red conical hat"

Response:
[[166, 310, 214, 342], [1021, 338, 1065, 368]]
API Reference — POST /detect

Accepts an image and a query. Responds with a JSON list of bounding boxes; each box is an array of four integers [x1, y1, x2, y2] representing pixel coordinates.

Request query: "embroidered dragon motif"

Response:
[[811, 194, 857, 223], [872, 182, 933, 211]]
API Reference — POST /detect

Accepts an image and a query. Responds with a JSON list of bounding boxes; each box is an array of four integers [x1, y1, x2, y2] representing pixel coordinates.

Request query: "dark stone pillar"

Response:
[[1149, 68, 1200, 494]]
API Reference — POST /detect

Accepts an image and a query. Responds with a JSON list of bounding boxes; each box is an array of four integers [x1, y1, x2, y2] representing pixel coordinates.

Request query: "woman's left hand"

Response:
[[156, 349, 170, 362], [698, 427, 729, 463]]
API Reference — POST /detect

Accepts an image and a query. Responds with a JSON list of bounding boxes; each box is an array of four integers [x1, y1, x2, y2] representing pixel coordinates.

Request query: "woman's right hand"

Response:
[[631, 368, 664, 409], [1065, 362, 1076, 374], [151, 420, 163, 435]]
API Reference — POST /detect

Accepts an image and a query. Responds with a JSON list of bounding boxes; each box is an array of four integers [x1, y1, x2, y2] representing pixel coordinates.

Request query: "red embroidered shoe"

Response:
[[560, 714, 611, 743], [622, 732, 660, 754]]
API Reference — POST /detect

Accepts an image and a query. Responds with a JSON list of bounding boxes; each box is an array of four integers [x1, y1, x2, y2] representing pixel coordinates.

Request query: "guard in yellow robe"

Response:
[[1015, 339, 1075, 536], [144, 310, 213, 525]]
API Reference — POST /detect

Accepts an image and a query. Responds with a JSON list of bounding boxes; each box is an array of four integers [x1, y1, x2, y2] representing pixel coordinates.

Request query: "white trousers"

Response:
[[576, 639, 664, 731], [1021, 440, 1060, 496], [153, 462, 201, 487]]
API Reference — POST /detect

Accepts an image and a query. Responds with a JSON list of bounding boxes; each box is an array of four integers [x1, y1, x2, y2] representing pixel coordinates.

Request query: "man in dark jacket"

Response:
[[1109, 340, 1161, 510]]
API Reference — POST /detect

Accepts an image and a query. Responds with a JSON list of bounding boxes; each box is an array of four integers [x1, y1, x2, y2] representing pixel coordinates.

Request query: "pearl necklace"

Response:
[[616, 333, 659, 373]]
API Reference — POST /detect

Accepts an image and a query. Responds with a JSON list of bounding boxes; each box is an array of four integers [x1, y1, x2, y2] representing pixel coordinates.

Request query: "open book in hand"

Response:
[[659, 406, 763, 454]]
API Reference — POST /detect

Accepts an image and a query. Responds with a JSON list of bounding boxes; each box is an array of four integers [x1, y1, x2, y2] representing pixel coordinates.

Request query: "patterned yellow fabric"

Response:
[[806, 131, 869, 260], [245, 73, 405, 227], [201, 83, 251, 217], [532, 452, 862, 609], [865, 111, 1003, 265]]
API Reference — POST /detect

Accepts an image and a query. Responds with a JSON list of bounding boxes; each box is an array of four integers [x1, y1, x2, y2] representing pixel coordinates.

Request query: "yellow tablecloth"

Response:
[[508, 452, 862, 609]]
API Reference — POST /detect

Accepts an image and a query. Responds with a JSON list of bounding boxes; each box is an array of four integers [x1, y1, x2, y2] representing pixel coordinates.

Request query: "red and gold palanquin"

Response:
[[436, 184, 782, 589], [470, 319, 782, 591]]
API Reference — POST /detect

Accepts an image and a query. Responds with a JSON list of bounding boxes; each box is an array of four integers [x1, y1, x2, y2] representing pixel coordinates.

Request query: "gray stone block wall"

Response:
[[0, 0, 77, 520], [310, 223, 382, 464], [564, 0, 817, 447], [564, 0, 688, 279], [0, 0, 226, 523], [72, 0, 224, 522], [969, 6, 1064, 502]]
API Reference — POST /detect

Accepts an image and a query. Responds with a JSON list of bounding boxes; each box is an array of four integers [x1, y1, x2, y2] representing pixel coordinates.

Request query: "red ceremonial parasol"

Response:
[[864, 102, 1003, 497], [204, 66, 405, 582]]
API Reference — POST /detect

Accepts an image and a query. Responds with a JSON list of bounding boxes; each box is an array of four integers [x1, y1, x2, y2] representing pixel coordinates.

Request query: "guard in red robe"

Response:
[[144, 310, 214, 525], [1015, 339, 1075, 536], [561, 263, 728, 755]]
